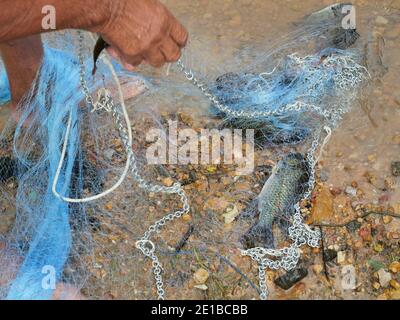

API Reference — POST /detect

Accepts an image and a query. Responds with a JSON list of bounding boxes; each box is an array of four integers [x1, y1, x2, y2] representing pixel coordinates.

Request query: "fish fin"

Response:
[[240, 223, 275, 249], [239, 198, 259, 219], [274, 215, 292, 237]]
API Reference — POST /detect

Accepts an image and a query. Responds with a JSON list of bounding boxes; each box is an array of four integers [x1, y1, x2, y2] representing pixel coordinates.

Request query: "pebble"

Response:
[[337, 251, 346, 264], [391, 161, 400, 176], [382, 216, 392, 224], [373, 282, 381, 290], [377, 269, 392, 288], [323, 249, 337, 262], [345, 186, 357, 197], [390, 280, 400, 290], [194, 284, 208, 291], [274, 267, 308, 290], [389, 261, 400, 273], [320, 170, 329, 182], [329, 187, 342, 196], [346, 221, 362, 233], [104, 149, 115, 160], [310, 186, 334, 223], [222, 205, 240, 224], [313, 264, 323, 274], [193, 268, 209, 285], [162, 177, 174, 187]]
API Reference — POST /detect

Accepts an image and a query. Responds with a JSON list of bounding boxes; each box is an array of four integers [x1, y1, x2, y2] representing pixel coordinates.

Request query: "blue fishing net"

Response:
[[0, 32, 151, 299], [0, 60, 11, 105]]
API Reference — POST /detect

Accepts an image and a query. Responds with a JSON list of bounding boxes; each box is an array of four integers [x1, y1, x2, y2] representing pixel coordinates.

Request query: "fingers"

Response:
[[104, 13, 188, 69], [170, 19, 188, 48], [144, 48, 165, 68], [107, 46, 142, 71], [159, 38, 181, 62]]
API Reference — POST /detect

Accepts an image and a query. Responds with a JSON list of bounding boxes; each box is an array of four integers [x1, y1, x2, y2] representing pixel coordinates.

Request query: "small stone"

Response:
[[377, 269, 392, 288], [222, 205, 240, 224], [390, 280, 400, 289], [389, 261, 400, 273], [193, 268, 209, 284], [391, 232, 400, 239], [351, 181, 358, 188], [274, 267, 308, 290], [329, 187, 342, 196], [346, 221, 362, 233], [313, 264, 323, 274], [383, 216, 393, 224], [310, 186, 334, 223], [182, 214, 192, 222], [373, 282, 381, 290], [194, 284, 208, 291], [384, 177, 396, 191], [105, 202, 113, 211], [162, 177, 174, 187], [323, 249, 337, 262], [391, 161, 400, 176], [345, 186, 357, 197], [337, 251, 346, 264], [104, 149, 115, 160], [320, 170, 329, 182], [374, 243, 384, 253], [359, 226, 372, 242], [367, 154, 377, 163]]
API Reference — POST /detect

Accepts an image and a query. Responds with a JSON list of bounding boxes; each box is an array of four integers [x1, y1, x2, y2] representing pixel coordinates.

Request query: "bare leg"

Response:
[[0, 34, 147, 123], [0, 35, 43, 120]]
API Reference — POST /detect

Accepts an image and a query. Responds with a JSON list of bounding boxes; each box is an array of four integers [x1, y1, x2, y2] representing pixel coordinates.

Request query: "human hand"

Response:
[[94, 0, 188, 70]]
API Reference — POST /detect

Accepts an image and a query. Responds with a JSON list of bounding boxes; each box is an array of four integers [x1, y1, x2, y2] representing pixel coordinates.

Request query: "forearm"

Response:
[[0, 0, 111, 42]]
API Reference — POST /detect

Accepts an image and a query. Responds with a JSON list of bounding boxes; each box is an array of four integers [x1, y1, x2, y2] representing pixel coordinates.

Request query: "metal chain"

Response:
[[76, 33, 366, 300], [77, 31, 190, 300], [175, 53, 368, 299], [176, 58, 325, 300]]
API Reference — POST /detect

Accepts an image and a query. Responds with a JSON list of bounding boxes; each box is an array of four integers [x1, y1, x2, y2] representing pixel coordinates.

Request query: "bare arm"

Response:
[[0, 0, 108, 42], [0, 0, 188, 67]]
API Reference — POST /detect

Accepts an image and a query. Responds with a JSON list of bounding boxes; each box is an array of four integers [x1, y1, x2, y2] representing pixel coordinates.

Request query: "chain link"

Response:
[[77, 31, 190, 300]]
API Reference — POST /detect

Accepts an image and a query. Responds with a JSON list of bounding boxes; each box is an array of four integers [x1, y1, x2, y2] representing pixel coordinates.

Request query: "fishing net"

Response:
[[0, 3, 374, 300]]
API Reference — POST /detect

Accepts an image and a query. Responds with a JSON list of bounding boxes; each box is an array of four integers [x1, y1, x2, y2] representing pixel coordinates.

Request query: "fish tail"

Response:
[[240, 223, 275, 249]]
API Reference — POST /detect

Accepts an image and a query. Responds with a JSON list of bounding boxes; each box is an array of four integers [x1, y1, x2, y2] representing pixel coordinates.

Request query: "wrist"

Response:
[[81, 0, 113, 32]]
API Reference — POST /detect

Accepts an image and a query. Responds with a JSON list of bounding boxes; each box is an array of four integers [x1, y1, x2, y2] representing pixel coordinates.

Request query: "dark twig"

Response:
[[217, 253, 261, 296], [311, 210, 400, 228], [319, 226, 330, 283], [175, 224, 195, 252]]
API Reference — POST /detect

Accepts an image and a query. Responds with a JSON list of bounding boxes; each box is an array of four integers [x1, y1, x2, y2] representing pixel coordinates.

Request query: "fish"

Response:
[[92, 36, 110, 75], [240, 153, 310, 249]]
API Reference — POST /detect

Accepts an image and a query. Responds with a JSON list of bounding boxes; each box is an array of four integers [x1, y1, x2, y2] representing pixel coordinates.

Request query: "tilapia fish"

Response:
[[241, 153, 309, 249]]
